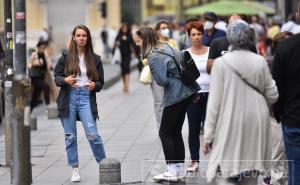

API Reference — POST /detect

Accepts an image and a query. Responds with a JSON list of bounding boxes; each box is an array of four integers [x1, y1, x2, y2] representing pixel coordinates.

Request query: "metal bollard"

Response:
[[47, 104, 58, 119], [30, 115, 37, 130], [99, 158, 121, 184]]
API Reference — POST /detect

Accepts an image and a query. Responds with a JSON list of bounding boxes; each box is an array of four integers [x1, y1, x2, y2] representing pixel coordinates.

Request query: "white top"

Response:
[[204, 50, 278, 182], [75, 55, 89, 87], [187, 48, 210, 92]]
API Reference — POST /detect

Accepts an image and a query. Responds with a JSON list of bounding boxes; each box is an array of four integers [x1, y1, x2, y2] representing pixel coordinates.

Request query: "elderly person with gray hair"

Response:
[[203, 20, 278, 185]]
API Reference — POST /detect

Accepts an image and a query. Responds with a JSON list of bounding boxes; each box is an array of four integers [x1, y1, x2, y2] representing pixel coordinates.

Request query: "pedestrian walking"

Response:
[[203, 20, 278, 185], [135, 27, 200, 182], [54, 25, 106, 182], [272, 2, 300, 184], [113, 23, 135, 93], [28, 41, 57, 111], [185, 21, 210, 172]]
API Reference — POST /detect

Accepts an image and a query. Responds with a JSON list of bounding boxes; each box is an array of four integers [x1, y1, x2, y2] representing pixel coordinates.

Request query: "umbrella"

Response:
[[184, 0, 275, 16]]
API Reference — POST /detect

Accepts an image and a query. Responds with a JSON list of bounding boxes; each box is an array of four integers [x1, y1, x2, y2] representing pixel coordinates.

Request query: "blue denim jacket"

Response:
[[148, 43, 200, 107]]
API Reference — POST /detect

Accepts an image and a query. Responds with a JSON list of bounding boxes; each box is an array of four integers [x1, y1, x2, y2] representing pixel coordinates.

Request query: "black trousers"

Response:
[[186, 92, 209, 161], [159, 95, 193, 164], [31, 77, 50, 110]]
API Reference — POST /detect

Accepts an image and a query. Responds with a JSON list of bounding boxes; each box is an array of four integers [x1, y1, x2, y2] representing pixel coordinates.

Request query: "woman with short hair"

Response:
[[203, 20, 278, 185], [185, 21, 210, 172]]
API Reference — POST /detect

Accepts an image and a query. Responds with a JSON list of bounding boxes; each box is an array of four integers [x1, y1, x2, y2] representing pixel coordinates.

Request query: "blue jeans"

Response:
[[61, 87, 106, 166], [186, 92, 208, 161], [282, 125, 300, 185]]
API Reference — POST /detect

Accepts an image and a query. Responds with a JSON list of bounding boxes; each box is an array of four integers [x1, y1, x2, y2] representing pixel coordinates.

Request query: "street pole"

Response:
[[4, 0, 15, 168], [12, 0, 32, 184]]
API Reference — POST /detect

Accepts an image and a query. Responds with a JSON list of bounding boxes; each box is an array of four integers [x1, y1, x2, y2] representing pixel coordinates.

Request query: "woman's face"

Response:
[[189, 28, 203, 46], [73, 28, 87, 47], [37, 45, 46, 54], [122, 25, 128, 33], [134, 35, 143, 47]]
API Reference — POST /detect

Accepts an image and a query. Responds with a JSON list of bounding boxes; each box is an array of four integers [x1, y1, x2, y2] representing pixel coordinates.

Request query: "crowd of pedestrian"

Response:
[[27, 1, 300, 184]]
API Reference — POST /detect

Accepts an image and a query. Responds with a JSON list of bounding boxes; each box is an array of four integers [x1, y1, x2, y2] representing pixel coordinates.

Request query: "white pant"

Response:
[[270, 121, 288, 185]]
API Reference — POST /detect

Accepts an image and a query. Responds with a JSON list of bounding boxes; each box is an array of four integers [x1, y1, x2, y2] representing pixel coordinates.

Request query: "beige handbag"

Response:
[[139, 65, 152, 85]]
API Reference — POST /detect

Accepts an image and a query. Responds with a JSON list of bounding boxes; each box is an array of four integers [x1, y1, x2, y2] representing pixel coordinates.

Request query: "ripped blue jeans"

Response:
[[61, 87, 106, 166]]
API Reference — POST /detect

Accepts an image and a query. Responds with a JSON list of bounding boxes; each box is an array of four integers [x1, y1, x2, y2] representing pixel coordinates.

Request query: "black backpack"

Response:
[[153, 45, 200, 85]]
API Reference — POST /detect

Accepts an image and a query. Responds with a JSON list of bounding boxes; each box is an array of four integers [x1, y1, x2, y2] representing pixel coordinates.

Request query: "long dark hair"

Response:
[[136, 27, 159, 59], [65, 25, 99, 80]]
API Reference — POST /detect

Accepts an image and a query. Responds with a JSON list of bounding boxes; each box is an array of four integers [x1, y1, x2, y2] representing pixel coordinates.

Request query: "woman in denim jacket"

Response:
[[135, 27, 199, 182]]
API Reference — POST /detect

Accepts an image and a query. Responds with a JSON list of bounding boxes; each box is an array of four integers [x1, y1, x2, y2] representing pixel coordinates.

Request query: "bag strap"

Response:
[[152, 45, 182, 75], [223, 60, 265, 98]]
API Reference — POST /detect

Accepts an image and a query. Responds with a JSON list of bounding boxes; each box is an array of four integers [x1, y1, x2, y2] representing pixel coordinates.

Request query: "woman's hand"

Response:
[[64, 74, 78, 86], [85, 80, 95, 91], [32, 56, 41, 67], [48, 63, 54, 71], [203, 142, 211, 155]]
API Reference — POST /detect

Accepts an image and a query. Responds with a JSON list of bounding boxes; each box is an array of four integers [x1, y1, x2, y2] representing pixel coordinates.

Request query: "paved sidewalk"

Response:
[[0, 71, 214, 185]]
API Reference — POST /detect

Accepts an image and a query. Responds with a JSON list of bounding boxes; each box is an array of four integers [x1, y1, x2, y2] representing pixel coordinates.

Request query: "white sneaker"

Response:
[[187, 161, 199, 172], [153, 171, 178, 182], [71, 168, 81, 182], [153, 164, 178, 182], [177, 163, 187, 180]]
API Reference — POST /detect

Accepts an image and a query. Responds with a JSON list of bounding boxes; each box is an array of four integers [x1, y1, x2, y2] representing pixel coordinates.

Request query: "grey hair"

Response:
[[227, 20, 255, 51]]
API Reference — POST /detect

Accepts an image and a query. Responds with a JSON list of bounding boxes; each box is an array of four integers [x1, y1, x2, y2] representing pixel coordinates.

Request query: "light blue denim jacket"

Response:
[[148, 43, 200, 107]]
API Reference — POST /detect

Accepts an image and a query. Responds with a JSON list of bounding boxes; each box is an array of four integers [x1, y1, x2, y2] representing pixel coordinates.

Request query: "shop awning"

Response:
[[184, 1, 275, 16]]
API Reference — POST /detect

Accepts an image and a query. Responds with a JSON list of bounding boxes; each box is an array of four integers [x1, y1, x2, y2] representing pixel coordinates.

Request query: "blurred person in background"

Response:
[[136, 27, 200, 182], [131, 28, 143, 73], [202, 12, 226, 47], [54, 25, 105, 182], [250, 15, 265, 40], [267, 18, 281, 41], [215, 16, 227, 32], [27, 41, 57, 111], [155, 20, 179, 50], [272, 2, 300, 184], [262, 31, 293, 185], [206, 14, 257, 74], [185, 21, 210, 172], [114, 23, 135, 93], [281, 14, 299, 34], [203, 20, 278, 185], [101, 25, 112, 60]]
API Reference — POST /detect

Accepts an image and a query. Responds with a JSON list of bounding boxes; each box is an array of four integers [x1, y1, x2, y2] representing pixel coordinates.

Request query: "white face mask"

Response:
[[204, 21, 214, 30], [160, 28, 170, 38]]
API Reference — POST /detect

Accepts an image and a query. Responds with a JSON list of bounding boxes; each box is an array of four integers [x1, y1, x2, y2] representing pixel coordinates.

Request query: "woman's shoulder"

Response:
[[93, 53, 102, 63]]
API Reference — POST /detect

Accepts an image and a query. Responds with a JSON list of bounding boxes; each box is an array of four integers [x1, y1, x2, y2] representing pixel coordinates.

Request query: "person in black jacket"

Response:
[[54, 25, 105, 182], [272, 2, 300, 185]]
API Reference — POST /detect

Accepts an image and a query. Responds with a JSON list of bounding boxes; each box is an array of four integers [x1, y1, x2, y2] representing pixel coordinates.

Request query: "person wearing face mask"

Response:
[[206, 14, 257, 74], [202, 12, 226, 47], [155, 21, 179, 50]]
